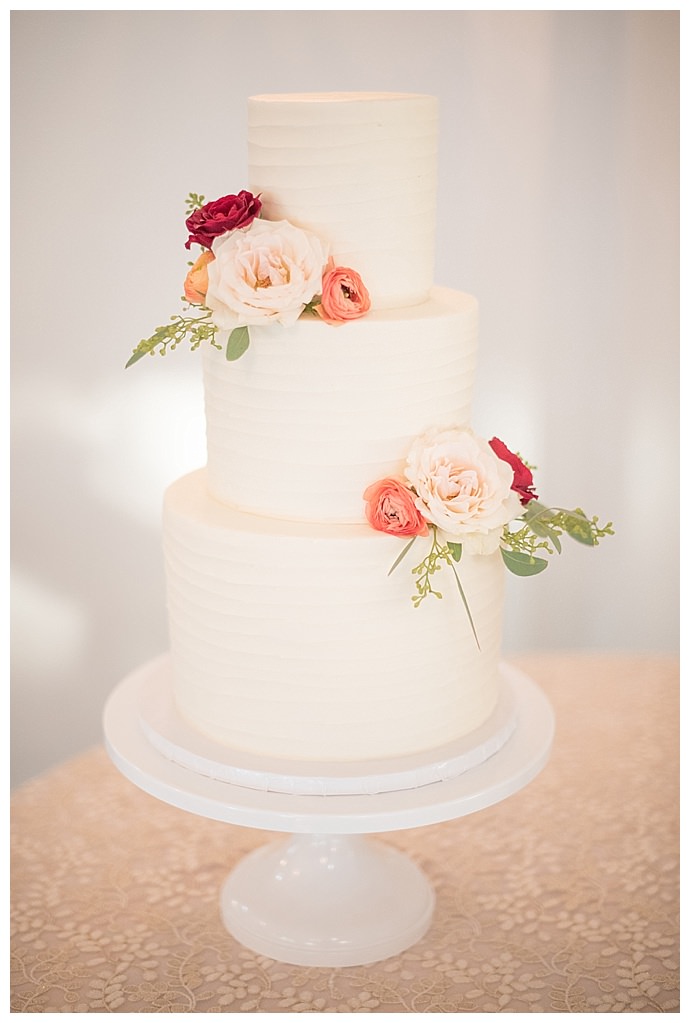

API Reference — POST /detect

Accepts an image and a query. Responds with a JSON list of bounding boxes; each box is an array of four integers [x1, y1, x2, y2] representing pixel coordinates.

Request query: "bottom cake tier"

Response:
[[163, 470, 506, 762]]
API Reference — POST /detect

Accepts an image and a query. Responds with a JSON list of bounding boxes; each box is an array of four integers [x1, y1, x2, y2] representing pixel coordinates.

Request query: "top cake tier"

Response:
[[248, 92, 439, 310]]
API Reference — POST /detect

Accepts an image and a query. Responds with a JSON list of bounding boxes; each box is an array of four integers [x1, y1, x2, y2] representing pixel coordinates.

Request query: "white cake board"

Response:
[[103, 658, 554, 967], [137, 652, 519, 796]]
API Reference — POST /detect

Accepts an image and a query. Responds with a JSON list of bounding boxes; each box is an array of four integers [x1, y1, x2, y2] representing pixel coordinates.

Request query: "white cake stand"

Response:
[[103, 658, 554, 968]]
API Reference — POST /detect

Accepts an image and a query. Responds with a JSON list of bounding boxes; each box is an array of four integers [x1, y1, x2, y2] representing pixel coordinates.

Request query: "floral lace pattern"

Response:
[[11, 655, 679, 1012]]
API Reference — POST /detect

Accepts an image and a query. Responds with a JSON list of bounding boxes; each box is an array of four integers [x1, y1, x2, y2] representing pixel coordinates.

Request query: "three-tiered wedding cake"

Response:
[[161, 93, 508, 763]]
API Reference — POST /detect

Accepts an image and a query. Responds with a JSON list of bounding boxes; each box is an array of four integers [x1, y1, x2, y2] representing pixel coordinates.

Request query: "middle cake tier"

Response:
[[203, 286, 478, 523], [163, 469, 505, 763]]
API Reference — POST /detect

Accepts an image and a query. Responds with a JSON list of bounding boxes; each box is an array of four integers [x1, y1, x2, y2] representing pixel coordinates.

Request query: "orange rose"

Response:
[[363, 478, 429, 537], [315, 265, 371, 325], [183, 250, 215, 305]]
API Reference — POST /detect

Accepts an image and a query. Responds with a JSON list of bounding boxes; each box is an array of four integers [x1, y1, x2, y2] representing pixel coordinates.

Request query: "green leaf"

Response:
[[522, 501, 552, 534], [523, 499, 550, 519], [501, 548, 549, 576], [448, 560, 480, 650], [522, 503, 562, 553], [560, 509, 597, 545], [446, 541, 463, 562], [388, 536, 418, 576], [125, 348, 147, 369], [226, 326, 250, 361]]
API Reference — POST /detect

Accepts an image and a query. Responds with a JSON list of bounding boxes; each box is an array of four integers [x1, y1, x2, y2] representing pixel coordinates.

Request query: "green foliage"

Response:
[[405, 528, 480, 647], [501, 501, 614, 575], [226, 326, 251, 361], [447, 541, 463, 562], [185, 192, 206, 215], [125, 310, 220, 368], [520, 500, 562, 552], [446, 549, 480, 648], [126, 194, 223, 368], [384, 495, 613, 643], [409, 527, 451, 606], [387, 536, 418, 576], [500, 548, 549, 576]]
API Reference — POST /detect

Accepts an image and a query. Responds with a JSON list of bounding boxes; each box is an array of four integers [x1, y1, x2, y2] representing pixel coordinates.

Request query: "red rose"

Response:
[[315, 265, 371, 325], [488, 437, 538, 505], [363, 478, 429, 537], [185, 191, 262, 250]]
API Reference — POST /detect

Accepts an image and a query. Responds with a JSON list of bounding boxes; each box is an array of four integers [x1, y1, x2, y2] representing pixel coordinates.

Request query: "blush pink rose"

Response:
[[183, 250, 214, 304], [185, 191, 262, 250], [488, 436, 538, 505], [404, 427, 522, 554], [205, 218, 327, 329], [315, 265, 371, 324], [363, 478, 429, 537]]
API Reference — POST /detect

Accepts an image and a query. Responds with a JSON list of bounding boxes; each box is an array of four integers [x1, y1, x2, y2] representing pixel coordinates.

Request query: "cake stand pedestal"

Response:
[[103, 660, 554, 967]]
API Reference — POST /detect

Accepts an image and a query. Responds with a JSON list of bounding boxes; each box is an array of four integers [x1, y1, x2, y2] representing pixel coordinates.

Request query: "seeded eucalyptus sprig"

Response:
[[126, 190, 221, 368], [386, 499, 613, 647], [185, 192, 206, 215], [389, 526, 481, 647], [125, 308, 221, 368], [500, 501, 614, 576]]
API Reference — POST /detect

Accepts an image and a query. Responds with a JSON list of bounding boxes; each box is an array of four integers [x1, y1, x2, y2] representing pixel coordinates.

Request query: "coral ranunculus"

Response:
[[363, 478, 429, 538], [183, 250, 214, 305], [185, 191, 262, 250], [488, 436, 538, 505], [315, 265, 371, 324]]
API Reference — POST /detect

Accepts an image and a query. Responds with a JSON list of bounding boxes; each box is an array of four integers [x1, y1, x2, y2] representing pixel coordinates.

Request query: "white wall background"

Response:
[[10, 10, 679, 787]]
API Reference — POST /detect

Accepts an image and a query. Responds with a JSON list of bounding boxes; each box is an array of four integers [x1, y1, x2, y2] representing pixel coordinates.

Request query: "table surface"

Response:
[[11, 653, 680, 1013]]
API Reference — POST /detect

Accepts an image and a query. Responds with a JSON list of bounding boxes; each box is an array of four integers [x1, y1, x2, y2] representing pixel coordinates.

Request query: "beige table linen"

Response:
[[11, 653, 679, 1012]]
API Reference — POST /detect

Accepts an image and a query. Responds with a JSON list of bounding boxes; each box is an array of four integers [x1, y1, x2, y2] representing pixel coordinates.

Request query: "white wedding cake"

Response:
[[163, 92, 502, 762], [128, 92, 610, 770]]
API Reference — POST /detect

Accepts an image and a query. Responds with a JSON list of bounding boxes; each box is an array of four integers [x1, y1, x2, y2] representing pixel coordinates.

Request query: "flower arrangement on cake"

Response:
[[126, 191, 371, 367], [364, 426, 613, 642], [126, 195, 612, 645]]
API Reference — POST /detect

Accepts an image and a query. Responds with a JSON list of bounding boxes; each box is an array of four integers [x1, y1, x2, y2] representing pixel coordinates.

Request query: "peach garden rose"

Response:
[[404, 427, 523, 554], [205, 218, 328, 330]]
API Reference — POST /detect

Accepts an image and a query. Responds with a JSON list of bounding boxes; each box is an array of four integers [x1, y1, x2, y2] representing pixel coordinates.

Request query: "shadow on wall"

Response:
[[11, 364, 205, 788]]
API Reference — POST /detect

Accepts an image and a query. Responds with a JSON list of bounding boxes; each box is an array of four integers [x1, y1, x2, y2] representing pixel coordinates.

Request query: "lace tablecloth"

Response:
[[11, 654, 679, 1013]]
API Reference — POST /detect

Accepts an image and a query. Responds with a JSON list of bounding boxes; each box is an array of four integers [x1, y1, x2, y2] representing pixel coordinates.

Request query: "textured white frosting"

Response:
[[159, 91, 507, 766], [163, 470, 504, 763], [248, 92, 438, 310], [139, 657, 516, 794], [204, 287, 478, 523]]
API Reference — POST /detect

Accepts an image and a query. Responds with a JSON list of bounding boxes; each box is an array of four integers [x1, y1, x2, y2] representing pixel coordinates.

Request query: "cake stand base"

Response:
[[104, 658, 554, 967], [221, 832, 434, 967]]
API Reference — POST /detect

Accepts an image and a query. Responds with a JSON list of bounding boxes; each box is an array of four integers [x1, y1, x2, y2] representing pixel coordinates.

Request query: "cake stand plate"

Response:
[[103, 660, 554, 967]]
